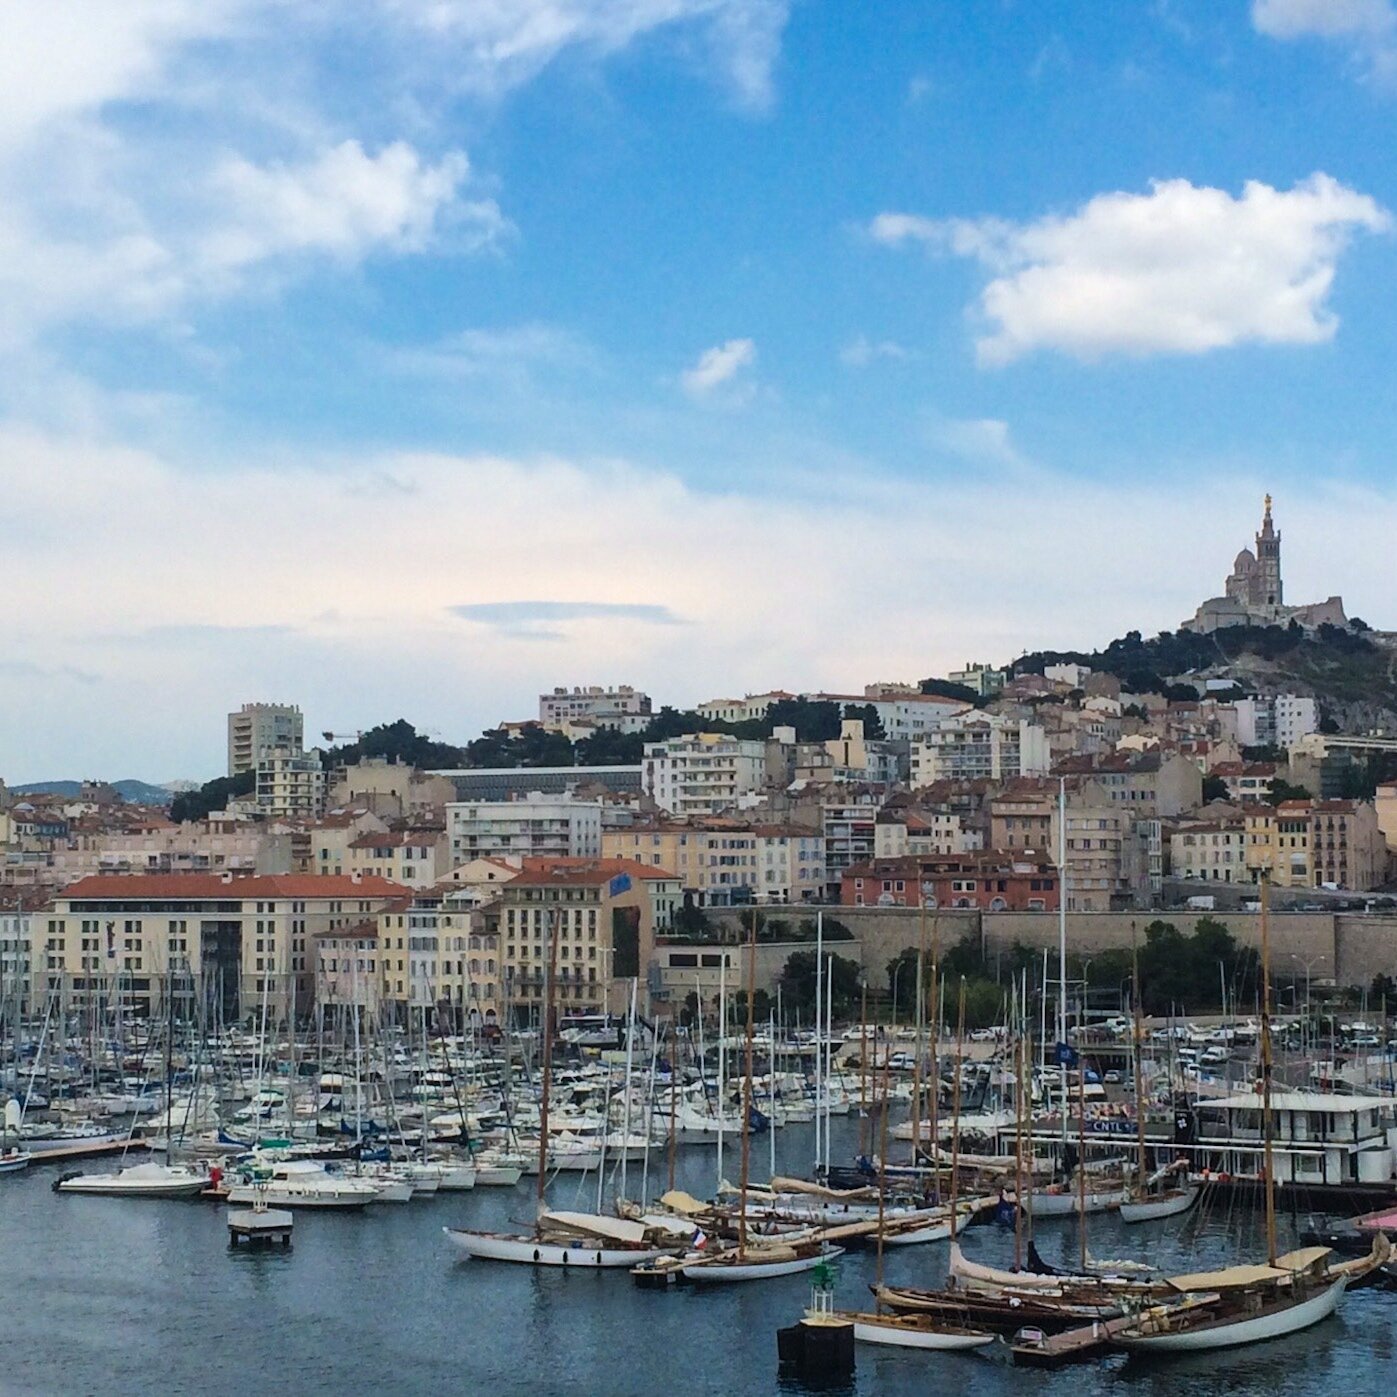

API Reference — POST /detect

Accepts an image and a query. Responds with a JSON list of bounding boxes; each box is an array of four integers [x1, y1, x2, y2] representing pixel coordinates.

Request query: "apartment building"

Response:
[[874, 807, 976, 858], [228, 702, 303, 777], [696, 691, 793, 725], [822, 799, 880, 891], [256, 749, 327, 820], [346, 829, 450, 889], [1245, 803, 1313, 887], [602, 821, 824, 905], [643, 734, 767, 816], [912, 715, 1050, 786], [495, 858, 680, 1022], [1309, 800, 1386, 891], [1054, 750, 1202, 818], [1234, 694, 1319, 749], [48, 823, 293, 884], [1170, 820, 1249, 883], [376, 887, 502, 1028], [38, 872, 408, 1021], [841, 852, 1059, 911], [988, 783, 1056, 854], [1210, 762, 1279, 803], [1050, 798, 1150, 912], [0, 893, 36, 1012], [446, 794, 603, 865], [539, 685, 652, 734]]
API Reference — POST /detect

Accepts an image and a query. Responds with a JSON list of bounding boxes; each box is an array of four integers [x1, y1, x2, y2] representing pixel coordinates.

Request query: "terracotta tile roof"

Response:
[[59, 873, 410, 901], [509, 857, 680, 888]]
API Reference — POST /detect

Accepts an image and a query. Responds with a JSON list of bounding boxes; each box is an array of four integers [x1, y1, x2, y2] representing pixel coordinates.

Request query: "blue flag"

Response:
[[608, 871, 632, 896], [1054, 1041, 1079, 1068]]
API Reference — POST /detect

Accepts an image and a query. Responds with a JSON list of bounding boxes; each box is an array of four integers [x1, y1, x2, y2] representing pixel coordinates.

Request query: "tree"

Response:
[[325, 718, 465, 771], [732, 988, 774, 1023], [1202, 775, 1229, 803], [1267, 779, 1312, 805], [574, 727, 644, 765], [170, 770, 255, 823], [671, 897, 712, 939], [779, 950, 861, 1018], [841, 703, 887, 740], [765, 698, 844, 742], [919, 677, 982, 705]]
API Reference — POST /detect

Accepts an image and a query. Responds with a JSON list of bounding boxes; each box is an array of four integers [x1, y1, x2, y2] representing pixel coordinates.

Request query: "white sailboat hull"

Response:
[[442, 1227, 670, 1268], [1030, 1187, 1126, 1216], [852, 1318, 996, 1351], [682, 1246, 845, 1283], [1114, 1276, 1348, 1352], [473, 1165, 521, 1187], [1120, 1187, 1200, 1224], [0, 1153, 32, 1174], [882, 1219, 954, 1246], [225, 1184, 377, 1209]]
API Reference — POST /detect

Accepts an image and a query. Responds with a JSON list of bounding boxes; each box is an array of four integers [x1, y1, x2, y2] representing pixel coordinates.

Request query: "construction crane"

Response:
[[321, 730, 363, 744]]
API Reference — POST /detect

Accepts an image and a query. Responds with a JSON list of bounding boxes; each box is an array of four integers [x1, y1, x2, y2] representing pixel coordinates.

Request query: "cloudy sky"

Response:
[[4, 1, 1397, 782]]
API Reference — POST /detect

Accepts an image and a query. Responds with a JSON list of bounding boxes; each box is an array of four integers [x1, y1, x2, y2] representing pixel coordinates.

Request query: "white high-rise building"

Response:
[[643, 734, 767, 816], [447, 794, 603, 865], [538, 686, 652, 733], [228, 702, 304, 777], [911, 715, 1050, 786]]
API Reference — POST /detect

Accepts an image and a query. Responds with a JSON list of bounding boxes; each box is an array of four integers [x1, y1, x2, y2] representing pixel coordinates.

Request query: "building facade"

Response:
[[643, 734, 767, 816], [539, 685, 652, 733], [228, 702, 304, 777], [446, 795, 603, 865], [912, 715, 1050, 786]]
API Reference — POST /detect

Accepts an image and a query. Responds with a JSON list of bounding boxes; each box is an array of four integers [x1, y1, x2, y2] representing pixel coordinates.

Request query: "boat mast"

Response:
[[1013, 984, 1027, 1269], [1057, 776, 1068, 1151], [874, 993, 893, 1296], [1259, 872, 1277, 1267], [948, 979, 966, 1243], [813, 909, 823, 1174], [737, 906, 758, 1257], [910, 900, 926, 1163], [1075, 1064, 1089, 1270], [858, 986, 868, 1159], [928, 912, 940, 1192], [535, 907, 560, 1218], [1132, 940, 1147, 1194]]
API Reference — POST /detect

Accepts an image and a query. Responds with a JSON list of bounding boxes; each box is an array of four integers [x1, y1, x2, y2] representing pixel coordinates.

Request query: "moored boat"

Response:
[[55, 1161, 207, 1198]]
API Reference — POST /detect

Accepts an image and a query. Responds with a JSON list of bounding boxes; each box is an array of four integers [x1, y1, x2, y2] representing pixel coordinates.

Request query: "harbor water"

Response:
[[1, 1117, 1392, 1396]]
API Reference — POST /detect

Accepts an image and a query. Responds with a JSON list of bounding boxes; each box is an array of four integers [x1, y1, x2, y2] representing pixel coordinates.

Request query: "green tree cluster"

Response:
[[170, 770, 255, 823], [779, 950, 862, 1018]]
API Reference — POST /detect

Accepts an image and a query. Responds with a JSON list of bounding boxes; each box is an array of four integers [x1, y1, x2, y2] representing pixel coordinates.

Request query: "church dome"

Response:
[[1232, 547, 1256, 573]]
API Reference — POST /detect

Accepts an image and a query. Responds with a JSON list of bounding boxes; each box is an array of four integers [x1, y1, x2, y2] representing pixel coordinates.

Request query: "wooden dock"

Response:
[[1009, 1295, 1217, 1368], [25, 1139, 152, 1164], [228, 1207, 294, 1248]]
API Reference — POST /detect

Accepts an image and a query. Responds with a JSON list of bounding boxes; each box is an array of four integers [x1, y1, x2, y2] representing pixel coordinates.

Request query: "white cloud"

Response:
[[681, 337, 756, 396], [201, 141, 497, 271], [872, 174, 1390, 365], [380, 0, 790, 108], [927, 415, 1025, 468], [0, 0, 787, 348], [1253, 0, 1394, 40], [1253, 0, 1397, 76], [840, 334, 910, 367], [3, 426, 1393, 781]]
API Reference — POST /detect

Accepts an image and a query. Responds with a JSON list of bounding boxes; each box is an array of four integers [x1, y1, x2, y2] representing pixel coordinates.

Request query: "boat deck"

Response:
[[1010, 1296, 1217, 1368]]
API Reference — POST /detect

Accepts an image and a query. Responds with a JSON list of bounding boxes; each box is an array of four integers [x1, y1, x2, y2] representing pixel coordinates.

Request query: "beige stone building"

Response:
[[39, 872, 408, 1021], [228, 702, 303, 777], [1245, 803, 1313, 887], [346, 828, 450, 889], [1170, 820, 1249, 883], [1309, 800, 1386, 891], [377, 887, 502, 1028], [495, 858, 680, 1022]]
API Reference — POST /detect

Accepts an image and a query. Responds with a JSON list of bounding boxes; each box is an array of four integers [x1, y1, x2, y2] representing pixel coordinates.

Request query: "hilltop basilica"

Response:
[[1181, 497, 1348, 634]]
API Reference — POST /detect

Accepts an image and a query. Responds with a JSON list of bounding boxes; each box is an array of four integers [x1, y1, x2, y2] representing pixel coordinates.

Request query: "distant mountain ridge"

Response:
[[11, 779, 175, 805]]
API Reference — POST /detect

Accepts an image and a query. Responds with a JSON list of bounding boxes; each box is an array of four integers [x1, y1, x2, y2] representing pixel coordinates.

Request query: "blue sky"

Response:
[[4, 0, 1397, 781]]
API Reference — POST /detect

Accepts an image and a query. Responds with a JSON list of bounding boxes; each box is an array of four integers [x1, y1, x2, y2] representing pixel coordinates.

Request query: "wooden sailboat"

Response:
[[1112, 875, 1388, 1352], [1120, 948, 1198, 1224], [847, 979, 997, 1350], [680, 909, 842, 1283], [444, 911, 682, 1268]]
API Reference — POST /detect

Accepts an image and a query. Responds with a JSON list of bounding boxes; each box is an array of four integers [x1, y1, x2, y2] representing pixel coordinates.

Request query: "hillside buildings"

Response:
[[538, 686, 652, 734], [644, 734, 768, 816]]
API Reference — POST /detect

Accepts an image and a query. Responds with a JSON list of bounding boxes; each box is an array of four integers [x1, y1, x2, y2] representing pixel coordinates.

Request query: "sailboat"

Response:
[[845, 979, 997, 1350], [1120, 951, 1198, 1225], [443, 911, 683, 1268], [673, 910, 843, 1284], [1, 1099, 31, 1174], [1112, 874, 1389, 1352]]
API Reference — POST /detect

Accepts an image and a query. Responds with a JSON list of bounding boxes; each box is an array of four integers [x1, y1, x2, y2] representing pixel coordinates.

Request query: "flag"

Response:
[[692, 1227, 708, 1250], [608, 872, 632, 896], [1054, 1041, 1078, 1068]]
